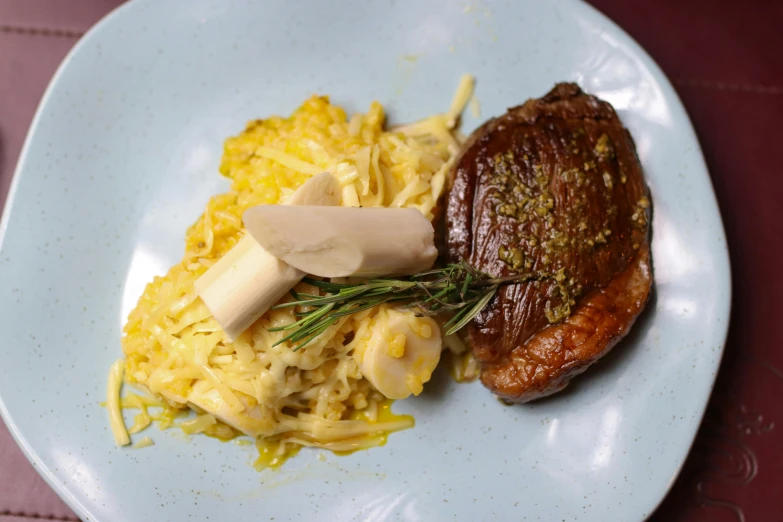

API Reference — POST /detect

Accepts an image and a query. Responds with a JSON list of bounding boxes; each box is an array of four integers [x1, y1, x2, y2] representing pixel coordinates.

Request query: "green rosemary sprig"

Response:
[[268, 261, 533, 351]]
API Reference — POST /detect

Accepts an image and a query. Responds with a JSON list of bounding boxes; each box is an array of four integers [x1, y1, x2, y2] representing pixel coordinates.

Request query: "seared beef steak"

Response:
[[445, 83, 652, 403]]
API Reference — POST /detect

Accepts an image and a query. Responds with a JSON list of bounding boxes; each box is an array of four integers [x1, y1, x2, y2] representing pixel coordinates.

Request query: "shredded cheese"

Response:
[[445, 74, 475, 128], [181, 413, 217, 435], [470, 92, 481, 118], [107, 359, 130, 446], [254, 147, 323, 175], [199, 365, 244, 413], [132, 437, 155, 449]]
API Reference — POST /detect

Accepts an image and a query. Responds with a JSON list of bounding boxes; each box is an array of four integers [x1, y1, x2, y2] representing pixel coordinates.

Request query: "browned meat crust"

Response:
[[445, 83, 652, 403]]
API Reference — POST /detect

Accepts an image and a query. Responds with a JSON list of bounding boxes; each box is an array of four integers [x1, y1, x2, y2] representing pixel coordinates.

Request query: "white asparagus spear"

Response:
[[242, 206, 438, 278], [194, 172, 341, 340], [194, 236, 301, 340]]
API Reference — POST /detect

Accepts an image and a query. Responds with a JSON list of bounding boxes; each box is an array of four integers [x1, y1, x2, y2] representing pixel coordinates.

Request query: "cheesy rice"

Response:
[[113, 77, 473, 464]]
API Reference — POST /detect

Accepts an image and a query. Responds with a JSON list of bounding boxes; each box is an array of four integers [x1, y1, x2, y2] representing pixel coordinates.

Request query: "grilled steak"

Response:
[[445, 83, 652, 403]]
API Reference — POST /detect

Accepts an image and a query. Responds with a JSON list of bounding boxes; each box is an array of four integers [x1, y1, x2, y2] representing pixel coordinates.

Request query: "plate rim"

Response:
[[0, 0, 142, 518], [0, 0, 732, 520]]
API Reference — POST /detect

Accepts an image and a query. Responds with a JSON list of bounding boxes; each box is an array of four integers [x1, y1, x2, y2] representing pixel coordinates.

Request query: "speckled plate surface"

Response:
[[0, 0, 730, 520]]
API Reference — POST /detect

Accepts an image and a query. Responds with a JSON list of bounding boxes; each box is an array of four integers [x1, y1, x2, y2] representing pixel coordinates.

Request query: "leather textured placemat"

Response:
[[0, 1, 780, 520]]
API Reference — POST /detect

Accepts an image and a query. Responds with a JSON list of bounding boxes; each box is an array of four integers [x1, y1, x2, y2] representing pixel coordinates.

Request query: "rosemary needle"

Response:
[[269, 261, 534, 352]]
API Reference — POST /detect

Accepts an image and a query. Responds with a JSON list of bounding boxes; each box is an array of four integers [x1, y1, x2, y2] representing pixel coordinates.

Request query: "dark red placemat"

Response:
[[0, 1, 780, 520]]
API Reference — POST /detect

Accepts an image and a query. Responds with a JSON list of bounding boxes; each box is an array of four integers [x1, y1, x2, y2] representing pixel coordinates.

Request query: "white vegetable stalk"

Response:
[[194, 172, 341, 340], [242, 206, 438, 278], [194, 237, 302, 341]]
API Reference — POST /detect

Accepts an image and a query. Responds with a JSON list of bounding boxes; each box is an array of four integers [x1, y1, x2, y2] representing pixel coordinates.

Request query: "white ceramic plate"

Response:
[[0, 0, 730, 520]]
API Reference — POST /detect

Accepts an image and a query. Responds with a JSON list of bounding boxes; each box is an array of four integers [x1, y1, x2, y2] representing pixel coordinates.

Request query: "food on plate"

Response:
[[115, 84, 472, 462], [445, 83, 652, 403], [194, 172, 342, 340], [243, 206, 438, 278], [110, 78, 653, 467]]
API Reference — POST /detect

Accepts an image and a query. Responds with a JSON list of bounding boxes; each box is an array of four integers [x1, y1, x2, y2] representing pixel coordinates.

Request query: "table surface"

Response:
[[0, 1, 781, 520]]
